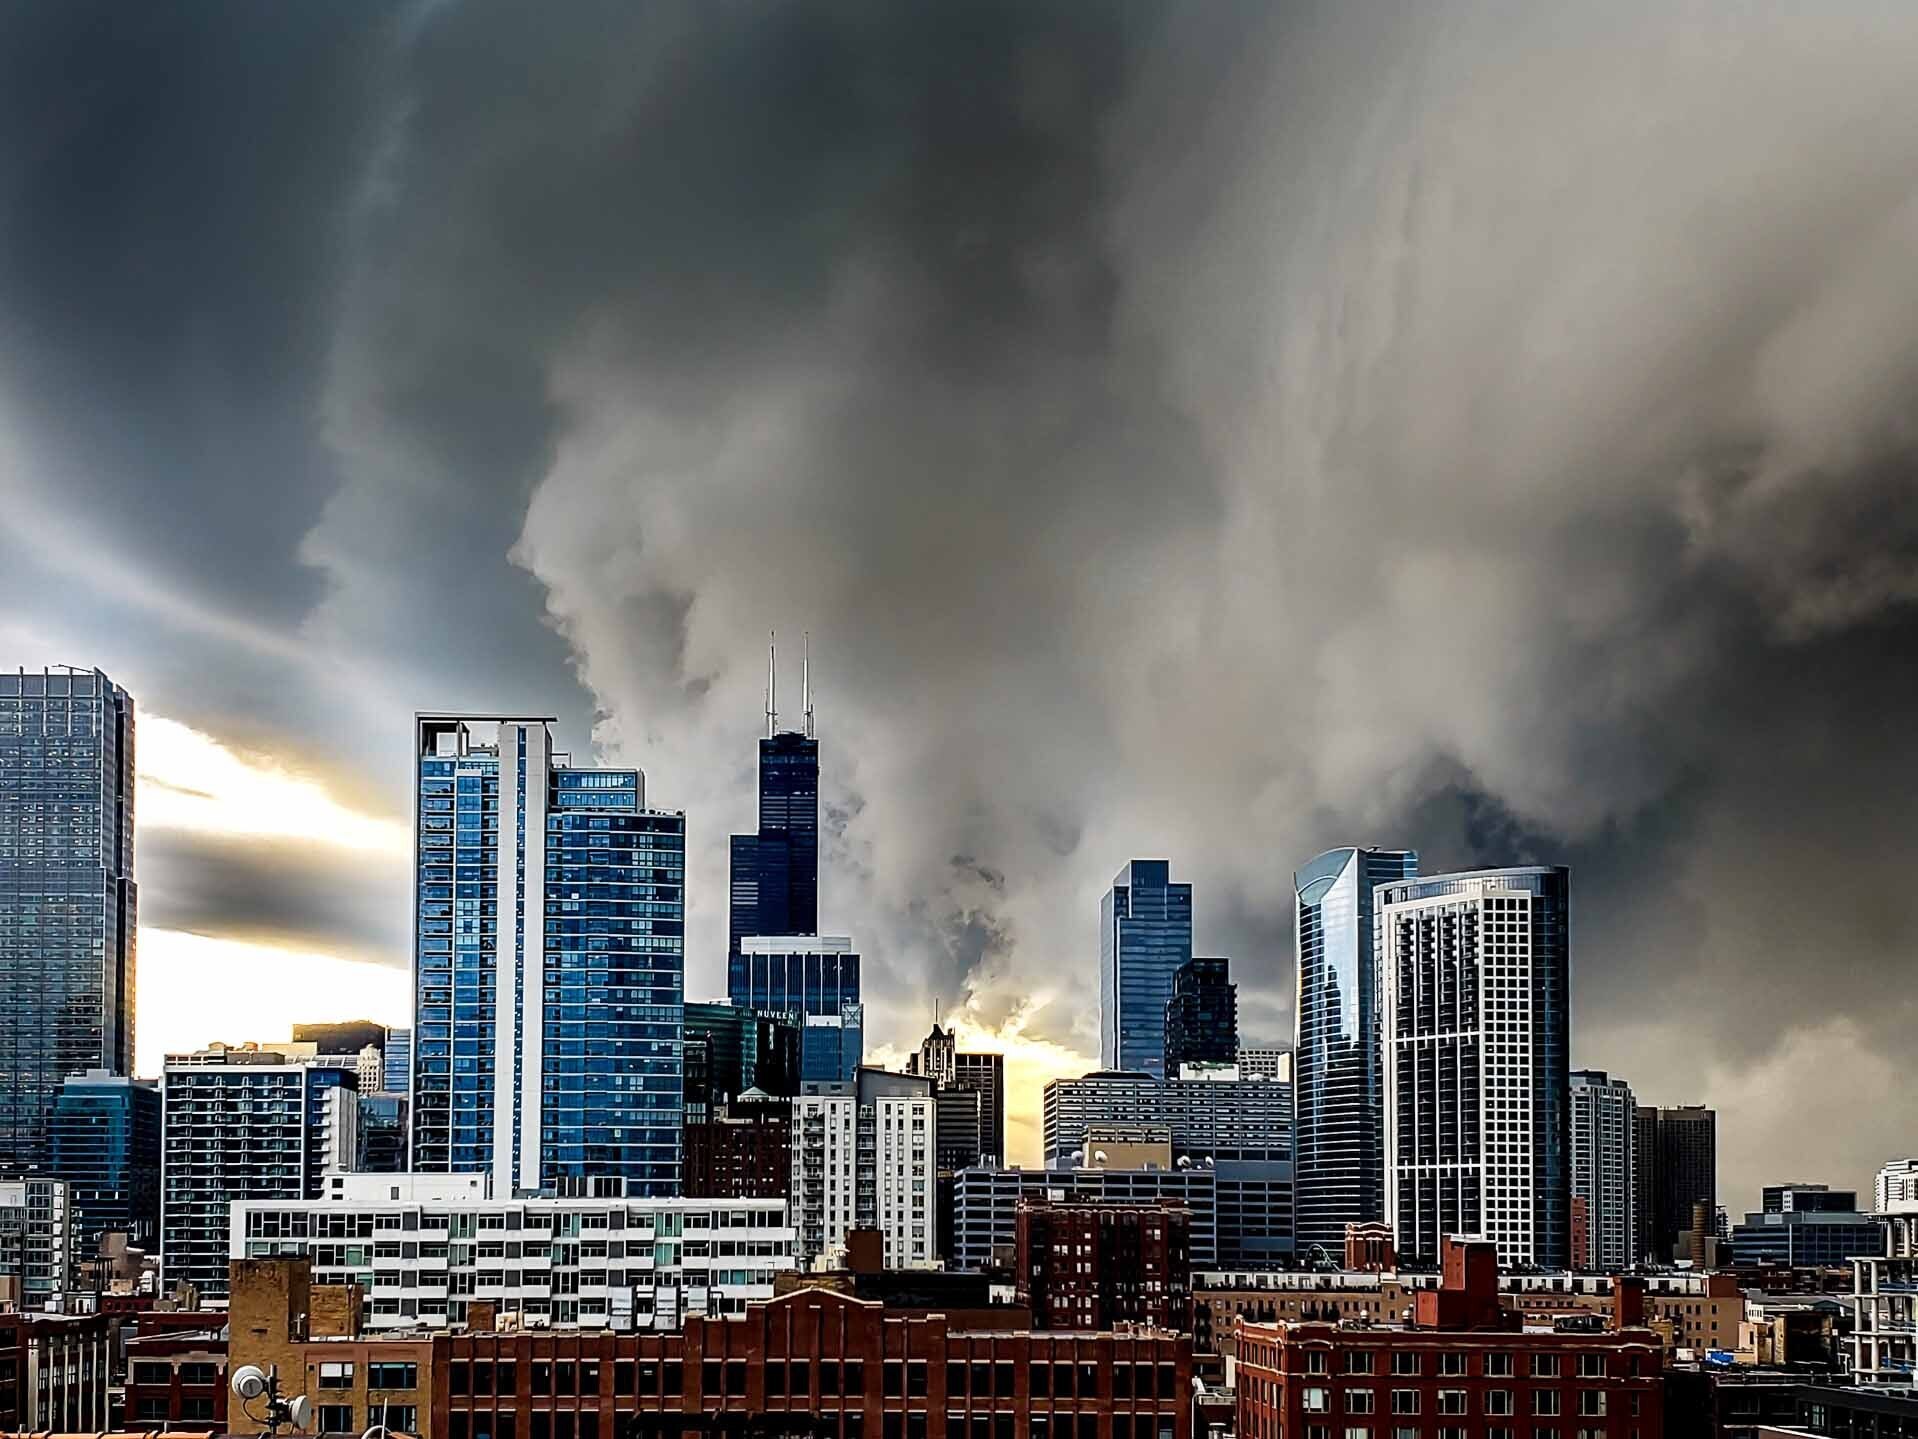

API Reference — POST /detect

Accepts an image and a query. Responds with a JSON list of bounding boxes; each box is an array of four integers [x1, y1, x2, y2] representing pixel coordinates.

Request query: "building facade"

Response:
[[729, 937, 864, 1084], [410, 715, 686, 1195], [1570, 1070, 1636, 1272], [45, 1067, 161, 1253], [1877, 1159, 1918, 1214], [791, 1070, 936, 1271], [1235, 1048, 1293, 1083], [683, 1094, 793, 1200], [0, 1176, 72, 1304], [0, 667, 137, 1174], [1646, 1104, 1717, 1263], [0, 1312, 109, 1433], [384, 1029, 413, 1095], [1017, 1199, 1192, 1331], [1853, 1204, 1918, 1383], [1291, 846, 1419, 1258], [124, 1326, 228, 1428], [907, 1026, 1008, 1168], [1379, 866, 1571, 1269], [684, 1002, 801, 1116], [160, 1045, 358, 1298], [1732, 1186, 1886, 1268], [950, 1168, 1220, 1274], [437, 1288, 1193, 1439], [234, 1173, 795, 1331], [1100, 861, 1193, 1079], [1162, 958, 1238, 1074], [729, 724, 821, 952], [1042, 1070, 1293, 1167]]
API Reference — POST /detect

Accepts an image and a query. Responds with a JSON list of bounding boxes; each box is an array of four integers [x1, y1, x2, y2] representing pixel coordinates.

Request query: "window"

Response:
[[1484, 1354, 1513, 1378], [1344, 1353, 1375, 1375], [1305, 1351, 1329, 1374], [382, 1406, 420, 1433], [369, 1363, 419, 1390], [180, 1363, 220, 1387], [948, 1363, 966, 1397], [1345, 1389, 1375, 1413], [1578, 1354, 1607, 1378], [1391, 1353, 1420, 1376], [885, 1362, 903, 1397], [1438, 1353, 1466, 1376], [1578, 1390, 1607, 1416], [1533, 1391, 1560, 1416], [1391, 1390, 1419, 1414], [319, 1362, 355, 1389], [134, 1398, 170, 1421], [1302, 1387, 1330, 1413], [320, 1406, 355, 1432], [1438, 1390, 1466, 1415], [1531, 1354, 1559, 1378], [131, 1362, 172, 1386], [1486, 1390, 1513, 1416]]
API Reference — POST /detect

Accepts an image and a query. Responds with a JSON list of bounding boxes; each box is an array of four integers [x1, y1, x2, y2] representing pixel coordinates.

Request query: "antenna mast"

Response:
[[766, 632, 777, 738], [803, 631, 814, 739]]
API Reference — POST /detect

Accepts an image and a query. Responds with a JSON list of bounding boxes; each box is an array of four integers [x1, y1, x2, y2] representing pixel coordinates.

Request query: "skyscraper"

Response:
[[727, 936, 862, 1083], [1099, 861, 1193, 1078], [729, 646, 819, 951], [1569, 1069, 1636, 1271], [905, 1021, 1007, 1166], [45, 1069, 161, 1254], [1162, 957, 1238, 1073], [410, 715, 685, 1194], [1651, 1104, 1716, 1263], [1379, 866, 1571, 1269], [1291, 846, 1418, 1257], [0, 668, 136, 1173]]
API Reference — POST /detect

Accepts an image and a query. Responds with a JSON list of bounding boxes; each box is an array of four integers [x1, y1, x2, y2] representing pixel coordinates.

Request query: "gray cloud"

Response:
[[3, 0, 1917, 1202]]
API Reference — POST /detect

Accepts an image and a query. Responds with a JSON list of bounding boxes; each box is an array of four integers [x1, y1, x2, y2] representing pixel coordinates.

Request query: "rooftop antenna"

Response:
[[803, 631, 814, 739], [766, 631, 777, 739]]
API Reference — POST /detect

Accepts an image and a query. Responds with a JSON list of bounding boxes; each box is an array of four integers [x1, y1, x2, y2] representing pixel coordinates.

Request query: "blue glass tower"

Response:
[[0, 667, 137, 1174], [1098, 861, 1192, 1079], [46, 1069, 161, 1252], [1291, 846, 1418, 1257], [411, 716, 684, 1193], [729, 733, 819, 950], [728, 938, 862, 1082]]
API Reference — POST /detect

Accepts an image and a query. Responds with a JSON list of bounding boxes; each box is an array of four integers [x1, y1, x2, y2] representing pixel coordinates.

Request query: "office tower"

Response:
[[1043, 1070, 1293, 1167], [949, 1166, 1220, 1273], [1379, 866, 1571, 1269], [235, 1175, 795, 1329], [1017, 1199, 1192, 1331], [1099, 861, 1193, 1078], [729, 647, 820, 951], [410, 715, 685, 1194], [1877, 1159, 1918, 1212], [1632, 1106, 1658, 1263], [290, 1021, 388, 1057], [1163, 958, 1238, 1073], [159, 1046, 357, 1298], [790, 1069, 935, 1270], [1236, 1047, 1293, 1083], [1569, 1070, 1636, 1271], [905, 1022, 1008, 1166], [0, 668, 137, 1173], [1291, 846, 1419, 1259], [45, 1069, 161, 1253], [1732, 1185, 1886, 1266], [1649, 1105, 1717, 1262], [0, 1177, 74, 1303], [382, 1029, 411, 1094], [682, 1002, 801, 1117], [728, 936, 862, 1083]]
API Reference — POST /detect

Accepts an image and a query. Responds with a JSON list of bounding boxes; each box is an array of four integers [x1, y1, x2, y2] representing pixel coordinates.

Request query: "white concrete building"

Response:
[[791, 1069, 935, 1270], [1570, 1069, 1636, 1272], [231, 1173, 794, 1331], [1876, 1158, 1918, 1213], [1852, 1199, 1918, 1383], [0, 1176, 74, 1304]]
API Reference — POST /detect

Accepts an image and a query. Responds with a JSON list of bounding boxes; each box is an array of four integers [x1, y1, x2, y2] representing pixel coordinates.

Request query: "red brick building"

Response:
[[1015, 1200, 1192, 1332], [438, 1287, 1192, 1439], [684, 1099, 793, 1200], [1236, 1238, 1663, 1439], [124, 1326, 229, 1428]]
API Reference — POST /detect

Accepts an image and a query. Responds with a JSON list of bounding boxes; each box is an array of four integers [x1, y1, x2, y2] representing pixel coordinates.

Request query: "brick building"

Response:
[[683, 1095, 793, 1200], [124, 1325, 229, 1428], [1015, 1200, 1191, 1332], [0, 1311, 110, 1433], [1235, 1238, 1664, 1439], [438, 1287, 1192, 1439]]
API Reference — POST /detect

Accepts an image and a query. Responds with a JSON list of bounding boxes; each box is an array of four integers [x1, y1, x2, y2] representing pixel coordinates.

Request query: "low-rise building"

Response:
[[1236, 1238, 1664, 1439], [952, 1168, 1218, 1274], [1016, 1199, 1191, 1331], [123, 1326, 228, 1429], [0, 1311, 110, 1433], [232, 1173, 796, 1331]]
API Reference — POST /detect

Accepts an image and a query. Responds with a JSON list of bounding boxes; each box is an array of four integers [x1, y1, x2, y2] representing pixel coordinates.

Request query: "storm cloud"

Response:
[[3, 0, 1916, 1194]]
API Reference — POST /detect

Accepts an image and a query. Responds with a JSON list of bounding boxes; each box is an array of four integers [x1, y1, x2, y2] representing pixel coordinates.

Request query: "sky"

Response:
[[3, 0, 1916, 1206]]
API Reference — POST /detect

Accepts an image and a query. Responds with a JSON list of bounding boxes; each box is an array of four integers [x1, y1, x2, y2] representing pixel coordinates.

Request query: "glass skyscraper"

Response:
[[1291, 846, 1418, 1257], [1162, 957, 1238, 1073], [728, 731, 820, 950], [727, 937, 862, 1083], [45, 1069, 161, 1254], [410, 715, 684, 1194], [1378, 865, 1571, 1269], [0, 667, 137, 1174], [1099, 860, 1192, 1078]]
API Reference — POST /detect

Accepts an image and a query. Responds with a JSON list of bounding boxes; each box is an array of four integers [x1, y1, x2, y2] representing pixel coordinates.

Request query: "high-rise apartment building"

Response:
[[410, 715, 685, 1195], [0, 1177, 74, 1304], [727, 936, 862, 1083], [1570, 1070, 1636, 1272], [789, 1070, 935, 1270], [381, 1029, 411, 1094], [0, 668, 137, 1173], [1640, 1105, 1716, 1263], [1877, 1159, 1918, 1213], [1632, 1106, 1659, 1264], [45, 1069, 161, 1253], [1291, 846, 1418, 1257], [1379, 866, 1571, 1269], [949, 1167, 1221, 1273], [728, 649, 820, 951], [1100, 861, 1193, 1078], [159, 1046, 358, 1298], [1163, 958, 1238, 1073]]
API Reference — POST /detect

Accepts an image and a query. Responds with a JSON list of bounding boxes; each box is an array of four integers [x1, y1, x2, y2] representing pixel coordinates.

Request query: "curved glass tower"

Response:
[[1292, 846, 1418, 1257]]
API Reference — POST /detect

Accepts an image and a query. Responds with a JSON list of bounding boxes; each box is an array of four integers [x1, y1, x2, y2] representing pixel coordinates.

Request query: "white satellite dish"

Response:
[[231, 1366, 269, 1401], [287, 1395, 314, 1431]]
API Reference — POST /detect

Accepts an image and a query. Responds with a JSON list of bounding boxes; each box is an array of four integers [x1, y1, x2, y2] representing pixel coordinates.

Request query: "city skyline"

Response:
[[5, 1, 1918, 1210]]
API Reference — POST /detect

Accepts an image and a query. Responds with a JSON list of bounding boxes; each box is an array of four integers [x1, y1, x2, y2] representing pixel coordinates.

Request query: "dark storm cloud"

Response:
[[3, 0, 1917, 1193]]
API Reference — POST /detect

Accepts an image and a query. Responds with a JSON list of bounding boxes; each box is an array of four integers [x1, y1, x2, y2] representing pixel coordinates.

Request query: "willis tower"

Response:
[[729, 640, 819, 949]]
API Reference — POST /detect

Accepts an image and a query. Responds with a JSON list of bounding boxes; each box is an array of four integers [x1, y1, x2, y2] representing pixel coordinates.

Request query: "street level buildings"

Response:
[[1292, 846, 1418, 1258], [1379, 865, 1572, 1269], [0, 667, 136, 1174], [1570, 1069, 1636, 1272], [1100, 861, 1192, 1079], [160, 1044, 358, 1298], [234, 1173, 795, 1331], [410, 715, 686, 1195]]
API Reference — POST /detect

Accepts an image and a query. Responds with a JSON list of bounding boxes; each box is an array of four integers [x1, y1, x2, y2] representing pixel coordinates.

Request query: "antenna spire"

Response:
[[766, 631, 777, 739], [803, 631, 814, 739]]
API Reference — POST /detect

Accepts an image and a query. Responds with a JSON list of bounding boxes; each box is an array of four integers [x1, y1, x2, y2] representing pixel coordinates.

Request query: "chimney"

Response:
[[1415, 1236, 1507, 1331], [845, 1228, 884, 1275], [1612, 1277, 1646, 1331]]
